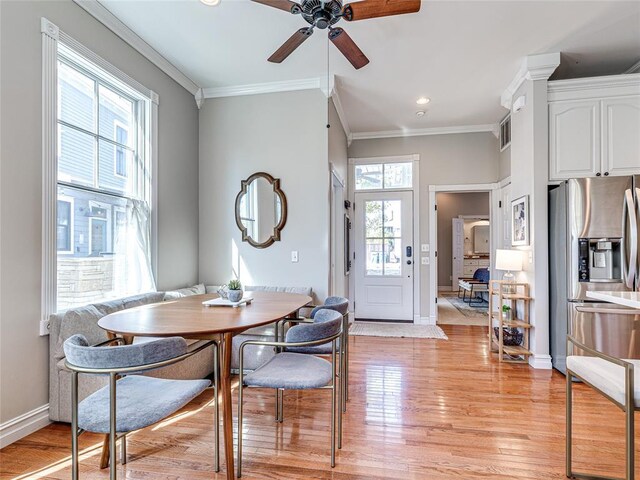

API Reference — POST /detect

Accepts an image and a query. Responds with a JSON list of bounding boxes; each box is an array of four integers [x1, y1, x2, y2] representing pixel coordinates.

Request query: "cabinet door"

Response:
[[602, 95, 640, 176], [549, 100, 601, 180]]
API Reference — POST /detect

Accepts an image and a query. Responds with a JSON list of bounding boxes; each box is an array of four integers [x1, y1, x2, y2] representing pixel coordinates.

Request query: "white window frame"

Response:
[[113, 119, 129, 179], [56, 195, 74, 255], [41, 18, 159, 328], [353, 159, 414, 192]]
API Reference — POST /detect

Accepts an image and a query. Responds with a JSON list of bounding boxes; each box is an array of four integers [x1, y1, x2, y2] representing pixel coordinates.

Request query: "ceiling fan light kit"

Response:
[[200, 0, 221, 6], [253, 0, 421, 69]]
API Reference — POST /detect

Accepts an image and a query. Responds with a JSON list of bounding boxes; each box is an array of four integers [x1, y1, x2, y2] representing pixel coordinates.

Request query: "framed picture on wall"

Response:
[[511, 195, 529, 246]]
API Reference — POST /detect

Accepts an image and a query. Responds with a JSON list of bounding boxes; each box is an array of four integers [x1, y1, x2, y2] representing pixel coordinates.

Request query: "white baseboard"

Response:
[[0, 404, 50, 448], [529, 354, 553, 370]]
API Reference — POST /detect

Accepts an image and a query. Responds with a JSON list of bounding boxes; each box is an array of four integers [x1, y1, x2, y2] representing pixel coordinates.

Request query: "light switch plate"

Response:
[[291, 251, 299, 263], [421, 257, 429, 265], [528, 251, 533, 264], [421, 244, 429, 252]]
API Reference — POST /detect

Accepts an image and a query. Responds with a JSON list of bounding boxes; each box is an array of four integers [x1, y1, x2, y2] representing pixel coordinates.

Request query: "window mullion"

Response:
[[93, 76, 99, 189]]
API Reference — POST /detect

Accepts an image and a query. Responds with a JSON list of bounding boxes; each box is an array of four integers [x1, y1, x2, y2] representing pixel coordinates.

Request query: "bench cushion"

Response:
[[567, 356, 640, 407]]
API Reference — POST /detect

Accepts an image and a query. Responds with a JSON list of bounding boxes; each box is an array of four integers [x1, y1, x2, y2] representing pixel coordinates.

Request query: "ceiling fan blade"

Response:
[[268, 28, 314, 63], [251, 0, 301, 14], [342, 0, 421, 21], [329, 28, 369, 70]]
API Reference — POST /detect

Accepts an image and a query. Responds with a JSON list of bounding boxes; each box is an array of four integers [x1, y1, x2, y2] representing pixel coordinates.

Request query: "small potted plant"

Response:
[[502, 304, 512, 320], [227, 279, 243, 302]]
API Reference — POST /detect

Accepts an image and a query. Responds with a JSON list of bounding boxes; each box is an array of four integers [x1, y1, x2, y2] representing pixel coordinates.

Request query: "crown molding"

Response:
[[350, 124, 498, 141], [625, 59, 640, 74], [72, 0, 200, 96], [202, 77, 325, 99], [501, 52, 560, 109]]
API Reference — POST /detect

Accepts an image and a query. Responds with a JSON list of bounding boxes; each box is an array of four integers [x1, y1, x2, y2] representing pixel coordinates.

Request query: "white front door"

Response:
[[451, 218, 464, 288], [354, 191, 413, 320]]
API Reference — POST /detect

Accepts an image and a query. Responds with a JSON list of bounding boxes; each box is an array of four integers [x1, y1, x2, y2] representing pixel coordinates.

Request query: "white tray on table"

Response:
[[202, 296, 253, 308]]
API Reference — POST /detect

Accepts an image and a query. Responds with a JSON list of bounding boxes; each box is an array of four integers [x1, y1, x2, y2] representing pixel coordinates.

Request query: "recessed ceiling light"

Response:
[[416, 111, 426, 117], [416, 97, 430, 105], [200, 0, 221, 5]]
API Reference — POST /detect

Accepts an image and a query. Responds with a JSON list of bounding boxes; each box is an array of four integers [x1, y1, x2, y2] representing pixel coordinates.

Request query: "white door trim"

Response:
[[428, 182, 498, 323], [329, 163, 346, 297], [348, 154, 420, 323]]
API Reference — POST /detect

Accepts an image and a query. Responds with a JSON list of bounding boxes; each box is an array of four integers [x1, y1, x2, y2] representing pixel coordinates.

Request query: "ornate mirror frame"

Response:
[[234, 172, 288, 249]]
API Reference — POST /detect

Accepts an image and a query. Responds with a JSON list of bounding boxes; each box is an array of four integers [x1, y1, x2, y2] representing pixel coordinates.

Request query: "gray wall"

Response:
[[436, 192, 490, 287], [0, 0, 199, 425], [199, 90, 329, 302], [328, 99, 348, 299], [348, 132, 499, 319], [499, 144, 511, 180]]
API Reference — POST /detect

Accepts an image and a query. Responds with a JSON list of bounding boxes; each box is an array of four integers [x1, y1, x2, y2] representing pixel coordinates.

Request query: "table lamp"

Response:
[[495, 249, 522, 292]]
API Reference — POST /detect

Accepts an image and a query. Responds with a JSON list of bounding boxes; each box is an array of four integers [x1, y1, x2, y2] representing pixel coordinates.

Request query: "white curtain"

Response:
[[112, 199, 155, 297]]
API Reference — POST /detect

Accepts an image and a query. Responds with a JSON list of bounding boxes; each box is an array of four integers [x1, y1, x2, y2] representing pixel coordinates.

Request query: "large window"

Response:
[[55, 43, 154, 311]]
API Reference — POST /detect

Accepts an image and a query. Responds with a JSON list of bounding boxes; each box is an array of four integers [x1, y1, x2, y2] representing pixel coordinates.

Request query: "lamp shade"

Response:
[[495, 249, 522, 272]]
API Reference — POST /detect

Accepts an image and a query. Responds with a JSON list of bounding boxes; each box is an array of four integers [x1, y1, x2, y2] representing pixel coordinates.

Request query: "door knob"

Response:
[[406, 260, 413, 265]]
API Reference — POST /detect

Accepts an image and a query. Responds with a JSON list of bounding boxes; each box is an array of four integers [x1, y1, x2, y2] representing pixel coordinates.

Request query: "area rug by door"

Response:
[[440, 293, 488, 318], [349, 322, 448, 340]]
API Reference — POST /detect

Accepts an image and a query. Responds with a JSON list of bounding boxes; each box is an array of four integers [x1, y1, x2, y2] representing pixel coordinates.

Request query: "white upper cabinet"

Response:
[[548, 74, 640, 181], [602, 96, 640, 176], [549, 100, 600, 179]]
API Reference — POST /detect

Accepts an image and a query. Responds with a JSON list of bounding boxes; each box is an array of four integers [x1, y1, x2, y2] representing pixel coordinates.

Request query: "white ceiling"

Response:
[[99, 0, 640, 134]]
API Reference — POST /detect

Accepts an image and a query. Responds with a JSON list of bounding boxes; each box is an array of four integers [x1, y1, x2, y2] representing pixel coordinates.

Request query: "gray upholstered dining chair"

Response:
[[278, 296, 350, 408], [566, 335, 639, 480], [237, 313, 343, 478], [63, 334, 218, 480]]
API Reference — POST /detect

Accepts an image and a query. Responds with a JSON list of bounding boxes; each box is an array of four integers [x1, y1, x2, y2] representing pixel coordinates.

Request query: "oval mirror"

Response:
[[235, 172, 288, 249]]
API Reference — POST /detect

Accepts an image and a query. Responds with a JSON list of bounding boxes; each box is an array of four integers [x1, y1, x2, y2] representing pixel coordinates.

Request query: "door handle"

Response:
[[623, 189, 637, 288], [406, 260, 412, 265], [576, 306, 639, 315]]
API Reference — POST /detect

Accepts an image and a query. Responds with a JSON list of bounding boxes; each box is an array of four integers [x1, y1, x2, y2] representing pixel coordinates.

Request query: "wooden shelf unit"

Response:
[[488, 280, 532, 364]]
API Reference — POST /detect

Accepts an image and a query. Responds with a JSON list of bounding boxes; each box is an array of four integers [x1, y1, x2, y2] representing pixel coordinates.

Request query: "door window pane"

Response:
[[58, 61, 96, 132], [366, 239, 383, 276], [90, 218, 108, 255], [383, 162, 412, 189], [355, 164, 382, 190], [365, 200, 383, 237], [384, 239, 402, 276], [58, 124, 96, 186], [383, 201, 402, 237]]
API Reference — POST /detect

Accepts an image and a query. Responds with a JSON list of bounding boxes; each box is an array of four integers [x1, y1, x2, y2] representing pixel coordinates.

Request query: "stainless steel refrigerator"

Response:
[[549, 176, 640, 374]]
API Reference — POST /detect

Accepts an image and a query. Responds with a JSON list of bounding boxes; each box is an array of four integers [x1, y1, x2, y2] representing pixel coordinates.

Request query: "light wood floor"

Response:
[[0, 325, 633, 479]]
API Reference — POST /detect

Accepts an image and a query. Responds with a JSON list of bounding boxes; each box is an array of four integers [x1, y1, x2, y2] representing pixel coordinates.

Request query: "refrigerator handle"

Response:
[[623, 189, 637, 289], [575, 306, 639, 315]]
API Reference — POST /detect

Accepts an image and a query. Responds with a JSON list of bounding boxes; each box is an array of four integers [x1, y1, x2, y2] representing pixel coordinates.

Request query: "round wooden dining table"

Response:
[[98, 291, 313, 479]]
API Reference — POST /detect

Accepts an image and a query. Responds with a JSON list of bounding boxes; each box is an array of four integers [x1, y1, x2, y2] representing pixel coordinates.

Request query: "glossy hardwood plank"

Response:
[[1, 325, 636, 479]]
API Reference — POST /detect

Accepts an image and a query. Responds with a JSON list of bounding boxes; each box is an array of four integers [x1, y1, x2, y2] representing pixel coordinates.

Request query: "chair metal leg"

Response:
[[274, 389, 279, 421], [71, 371, 79, 480], [331, 342, 337, 468], [238, 355, 245, 478], [566, 370, 572, 478], [109, 373, 117, 480], [214, 344, 220, 473], [338, 349, 343, 450], [278, 389, 284, 423], [626, 366, 634, 480], [120, 434, 127, 465]]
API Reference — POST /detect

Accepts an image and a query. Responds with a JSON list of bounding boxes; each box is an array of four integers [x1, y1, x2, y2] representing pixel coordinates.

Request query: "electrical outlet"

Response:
[[39, 319, 50, 336], [291, 251, 299, 263], [421, 244, 429, 252], [421, 257, 429, 265]]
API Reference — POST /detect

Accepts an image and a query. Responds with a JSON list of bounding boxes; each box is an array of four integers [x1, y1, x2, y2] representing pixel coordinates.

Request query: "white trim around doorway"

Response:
[[428, 182, 499, 324], [348, 154, 421, 323]]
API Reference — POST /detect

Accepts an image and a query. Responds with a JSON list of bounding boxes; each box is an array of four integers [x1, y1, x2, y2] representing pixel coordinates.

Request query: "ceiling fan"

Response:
[[252, 0, 421, 69]]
